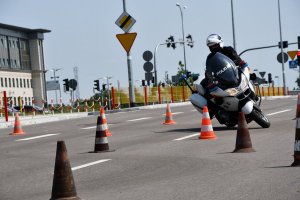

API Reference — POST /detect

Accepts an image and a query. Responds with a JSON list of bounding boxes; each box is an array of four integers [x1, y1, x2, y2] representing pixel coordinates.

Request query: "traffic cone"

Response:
[[100, 107, 112, 137], [291, 117, 300, 166], [93, 115, 114, 153], [50, 141, 81, 200], [296, 94, 300, 118], [10, 113, 25, 135], [233, 112, 255, 153], [163, 103, 176, 125], [199, 106, 217, 139]]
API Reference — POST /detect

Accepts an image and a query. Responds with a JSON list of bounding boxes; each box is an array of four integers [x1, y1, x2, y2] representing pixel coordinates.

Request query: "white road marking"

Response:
[[173, 133, 199, 141], [127, 117, 152, 122], [266, 109, 292, 116], [162, 112, 184, 116], [71, 159, 111, 171], [16, 133, 60, 141]]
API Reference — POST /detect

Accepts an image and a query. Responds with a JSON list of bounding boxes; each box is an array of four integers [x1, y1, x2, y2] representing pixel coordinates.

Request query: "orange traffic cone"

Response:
[[10, 113, 25, 135], [92, 115, 114, 153], [100, 107, 112, 137], [199, 106, 217, 139], [50, 141, 81, 200], [233, 112, 255, 153], [163, 103, 176, 125], [296, 94, 300, 118]]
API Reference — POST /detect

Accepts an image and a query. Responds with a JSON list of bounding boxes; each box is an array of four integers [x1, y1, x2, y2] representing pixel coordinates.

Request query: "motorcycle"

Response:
[[188, 52, 270, 128]]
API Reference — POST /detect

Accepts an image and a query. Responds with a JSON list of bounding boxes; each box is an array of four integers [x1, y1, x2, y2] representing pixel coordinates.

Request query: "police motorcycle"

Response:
[[188, 52, 270, 128]]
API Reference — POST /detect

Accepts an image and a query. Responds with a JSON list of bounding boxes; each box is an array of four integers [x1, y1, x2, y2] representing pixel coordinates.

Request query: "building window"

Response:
[[27, 79, 30, 88], [0, 77, 3, 87], [23, 79, 26, 88], [16, 78, 19, 88], [4, 78, 7, 87], [19, 78, 22, 88], [8, 78, 11, 87], [12, 78, 15, 87], [20, 39, 31, 70]]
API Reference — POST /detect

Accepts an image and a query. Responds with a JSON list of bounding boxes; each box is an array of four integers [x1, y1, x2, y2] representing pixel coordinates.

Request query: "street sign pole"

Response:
[[122, 0, 135, 107]]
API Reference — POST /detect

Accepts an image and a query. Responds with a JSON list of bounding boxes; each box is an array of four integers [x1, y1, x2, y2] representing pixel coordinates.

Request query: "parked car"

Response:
[[13, 105, 48, 113]]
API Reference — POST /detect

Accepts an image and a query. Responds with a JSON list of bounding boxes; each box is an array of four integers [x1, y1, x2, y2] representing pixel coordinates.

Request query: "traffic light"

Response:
[[93, 80, 99, 91], [102, 84, 106, 91], [166, 35, 176, 49], [142, 80, 145, 86], [63, 79, 69, 91], [186, 71, 191, 78], [278, 41, 288, 48], [297, 51, 300, 66], [298, 36, 300, 49], [268, 73, 272, 84], [186, 34, 194, 48]]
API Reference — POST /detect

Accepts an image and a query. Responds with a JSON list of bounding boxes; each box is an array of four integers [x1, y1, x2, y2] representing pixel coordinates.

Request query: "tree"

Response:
[[175, 61, 199, 86]]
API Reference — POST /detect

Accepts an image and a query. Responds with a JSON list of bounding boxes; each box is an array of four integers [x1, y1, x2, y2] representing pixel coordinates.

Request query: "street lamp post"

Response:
[[230, 0, 237, 50], [176, 3, 187, 72], [277, 0, 287, 95]]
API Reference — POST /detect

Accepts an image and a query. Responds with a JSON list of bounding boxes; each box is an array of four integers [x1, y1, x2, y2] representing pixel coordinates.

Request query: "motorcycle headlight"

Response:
[[225, 77, 248, 96]]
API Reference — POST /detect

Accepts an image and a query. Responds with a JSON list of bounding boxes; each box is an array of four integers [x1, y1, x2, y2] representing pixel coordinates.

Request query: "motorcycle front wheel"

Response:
[[250, 106, 270, 128]]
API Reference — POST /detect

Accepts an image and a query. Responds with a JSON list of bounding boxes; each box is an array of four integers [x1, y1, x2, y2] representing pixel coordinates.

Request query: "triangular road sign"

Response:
[[287, 50, 298, 60], [259, 71, 266, 78], [116, 32, 137, 53]]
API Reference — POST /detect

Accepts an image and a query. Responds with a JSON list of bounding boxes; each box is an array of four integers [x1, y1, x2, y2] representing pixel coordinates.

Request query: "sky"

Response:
[[1, 0, 300, 102]]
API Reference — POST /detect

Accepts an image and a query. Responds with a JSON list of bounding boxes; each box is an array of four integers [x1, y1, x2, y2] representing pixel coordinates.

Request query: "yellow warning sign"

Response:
[[115, 11, 136, 33], [116, 32, 137, 53], [287, 50, 298, 60]]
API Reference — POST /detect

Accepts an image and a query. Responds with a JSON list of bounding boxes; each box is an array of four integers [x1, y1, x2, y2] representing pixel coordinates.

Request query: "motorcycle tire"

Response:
[[250, 106, 270, 128]]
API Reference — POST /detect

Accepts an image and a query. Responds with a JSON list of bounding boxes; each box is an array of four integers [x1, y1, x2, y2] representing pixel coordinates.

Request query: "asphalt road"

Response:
[[0, 97, 299, 200]]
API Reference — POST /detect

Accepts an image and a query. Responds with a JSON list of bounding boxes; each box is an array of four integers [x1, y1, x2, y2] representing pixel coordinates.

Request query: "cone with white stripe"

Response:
[[10, 112, 25, 135], [93, 115, 113, 153], [163, 103, 176, 125], [100, 107, 112, 137], [199, 106, 217, 140], [291, 117, 300, 166]]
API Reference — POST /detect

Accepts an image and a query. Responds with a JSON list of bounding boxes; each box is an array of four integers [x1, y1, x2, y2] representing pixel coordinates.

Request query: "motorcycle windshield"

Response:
[[205, 52, 239, 89]]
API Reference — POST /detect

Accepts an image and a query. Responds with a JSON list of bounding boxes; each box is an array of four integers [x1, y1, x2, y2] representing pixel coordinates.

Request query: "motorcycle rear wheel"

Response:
[[250, 106, 270, 128]]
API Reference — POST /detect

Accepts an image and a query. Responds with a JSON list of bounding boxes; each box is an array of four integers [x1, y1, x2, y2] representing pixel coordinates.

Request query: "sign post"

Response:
[[115, 2, 136, 107]]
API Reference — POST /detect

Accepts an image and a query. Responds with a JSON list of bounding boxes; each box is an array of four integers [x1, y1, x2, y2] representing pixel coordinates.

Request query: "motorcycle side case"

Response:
[[190, 93, 207, 113]]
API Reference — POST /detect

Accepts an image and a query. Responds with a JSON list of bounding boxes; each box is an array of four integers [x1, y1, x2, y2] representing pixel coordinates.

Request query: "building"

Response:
[[0, 23, 50, 107]]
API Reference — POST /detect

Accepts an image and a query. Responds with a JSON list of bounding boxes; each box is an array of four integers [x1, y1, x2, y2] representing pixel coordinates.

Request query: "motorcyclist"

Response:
[[200, 34, 254, 119], [201, 34, 249, 92]]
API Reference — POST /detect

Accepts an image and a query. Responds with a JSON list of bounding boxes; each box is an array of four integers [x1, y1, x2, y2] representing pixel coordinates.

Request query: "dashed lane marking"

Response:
[[71, 159, 111, 171], [266, 109, 292, 116], [127, 117, 152, 122], [173, 133, 199, 141], [16, 133, 60, 141], [162, 112, 184, 116], [81, 125, 113, 130]]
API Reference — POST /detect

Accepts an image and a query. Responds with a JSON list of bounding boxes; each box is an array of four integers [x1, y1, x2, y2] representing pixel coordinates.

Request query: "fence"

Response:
[[0, 86, 289, 116]]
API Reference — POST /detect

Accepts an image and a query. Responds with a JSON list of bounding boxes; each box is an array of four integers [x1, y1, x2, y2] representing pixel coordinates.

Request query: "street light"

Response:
[[176, 3, 187, 72], [277, 0, 287, 95]]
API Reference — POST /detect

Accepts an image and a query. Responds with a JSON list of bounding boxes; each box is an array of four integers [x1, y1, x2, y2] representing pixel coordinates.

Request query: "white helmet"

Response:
[[206, 34, 224, 48]]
